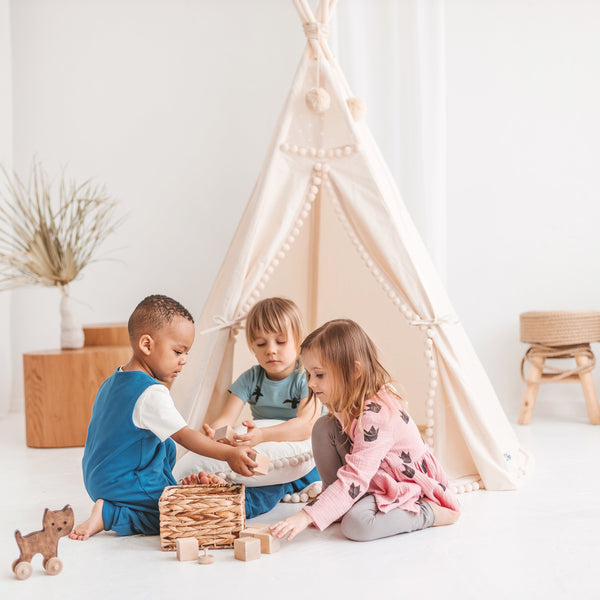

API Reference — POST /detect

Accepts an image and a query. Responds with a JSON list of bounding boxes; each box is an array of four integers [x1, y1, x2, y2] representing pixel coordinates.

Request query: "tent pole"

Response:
[[308, 189, 322, 332]]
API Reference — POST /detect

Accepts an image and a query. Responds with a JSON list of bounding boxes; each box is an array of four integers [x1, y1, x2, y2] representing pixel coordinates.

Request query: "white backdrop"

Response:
[[2, 0, 600, 423], [0, 0, 12, 415]]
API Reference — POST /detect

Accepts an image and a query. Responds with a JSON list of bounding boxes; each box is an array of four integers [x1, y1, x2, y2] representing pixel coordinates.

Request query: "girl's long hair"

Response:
[[301, 319, 398, 434]]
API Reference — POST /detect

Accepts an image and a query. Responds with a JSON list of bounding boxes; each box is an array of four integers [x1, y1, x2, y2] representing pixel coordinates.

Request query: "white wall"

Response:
[[6, 0, 301, 408], [5, 0, 600, 423], [0, 0, 12, 416], [445, 0, 600, 420]]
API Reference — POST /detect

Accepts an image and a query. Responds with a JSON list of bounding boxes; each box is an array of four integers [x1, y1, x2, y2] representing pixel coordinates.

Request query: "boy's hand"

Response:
[[226, 446, 258, 477], [233, 420, 264, 446], [270, 510, 313, 541], [202, 423, 215, 440]]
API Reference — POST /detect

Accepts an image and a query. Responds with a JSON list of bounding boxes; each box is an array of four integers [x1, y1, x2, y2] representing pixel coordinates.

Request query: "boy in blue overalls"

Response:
[[69, 294, 257, 540]]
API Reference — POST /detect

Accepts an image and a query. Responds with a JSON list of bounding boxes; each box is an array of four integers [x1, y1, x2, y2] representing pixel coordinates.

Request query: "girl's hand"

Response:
[[202, 423, 215, 440], [233, 420, 264, 446], [270, 510, 313, 541]]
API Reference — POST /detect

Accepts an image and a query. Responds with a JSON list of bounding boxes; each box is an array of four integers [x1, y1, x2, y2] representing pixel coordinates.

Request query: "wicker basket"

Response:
[[520, 311, 600, 346], [159, 483, 245, 551]]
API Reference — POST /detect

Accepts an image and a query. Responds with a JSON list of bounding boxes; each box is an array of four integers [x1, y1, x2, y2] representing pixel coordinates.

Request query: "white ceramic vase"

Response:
[[60, 294, 84, 349]]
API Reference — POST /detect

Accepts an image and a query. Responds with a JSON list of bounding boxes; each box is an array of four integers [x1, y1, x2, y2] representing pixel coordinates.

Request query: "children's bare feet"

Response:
[[181, 471, 227, 485], [69, 499, 105, 540], [423, 499, 460, 527], [181, 472, 201, 485]]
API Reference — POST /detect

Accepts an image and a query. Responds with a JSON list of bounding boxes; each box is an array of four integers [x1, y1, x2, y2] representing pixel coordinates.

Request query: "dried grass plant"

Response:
[[0, 160, 121, 295]]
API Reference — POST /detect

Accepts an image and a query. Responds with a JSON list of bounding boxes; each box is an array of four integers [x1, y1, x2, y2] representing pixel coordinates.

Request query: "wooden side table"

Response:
[[23, 324, 130, 448]]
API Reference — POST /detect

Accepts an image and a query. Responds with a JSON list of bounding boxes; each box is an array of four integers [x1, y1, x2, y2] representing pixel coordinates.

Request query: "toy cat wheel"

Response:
[[43, 557, 63, 575], [13, 560, 33, 580]]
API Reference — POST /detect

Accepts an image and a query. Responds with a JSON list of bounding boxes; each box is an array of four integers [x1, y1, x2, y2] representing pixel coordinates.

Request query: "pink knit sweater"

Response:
[[303, 387, 459, 531]]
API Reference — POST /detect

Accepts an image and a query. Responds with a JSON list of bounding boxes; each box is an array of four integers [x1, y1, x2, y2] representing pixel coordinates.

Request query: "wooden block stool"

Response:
[[519, 311, 600, 424]]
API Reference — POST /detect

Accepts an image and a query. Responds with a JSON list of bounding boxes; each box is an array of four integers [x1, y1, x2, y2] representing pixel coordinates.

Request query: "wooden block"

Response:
[[83, 323, 129, 347], [240, 528, 280, 554], [176, 537, 199, 561], [234, 537, 261, 561], [248, 451, 270, 475], [244, 523, 270, 532], [214, 425, 235, 443], [23, 346, 132, 448]]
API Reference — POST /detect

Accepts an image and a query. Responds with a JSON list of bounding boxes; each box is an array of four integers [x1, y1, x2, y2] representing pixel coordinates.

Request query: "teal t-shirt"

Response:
[[228, 363, 308, 421]]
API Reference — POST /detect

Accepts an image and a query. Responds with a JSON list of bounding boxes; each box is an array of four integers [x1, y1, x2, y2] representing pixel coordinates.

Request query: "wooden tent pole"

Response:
[[308, 188, 322, 333]]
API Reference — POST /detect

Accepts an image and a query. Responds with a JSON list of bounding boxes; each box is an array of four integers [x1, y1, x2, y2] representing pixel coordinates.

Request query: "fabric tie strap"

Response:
[[408, 314, 459, 327], [198, 315, 244, 336]]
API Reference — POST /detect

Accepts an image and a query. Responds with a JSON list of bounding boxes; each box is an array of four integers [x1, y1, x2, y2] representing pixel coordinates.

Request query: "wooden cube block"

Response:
[[214, 425, 235, 443], [176, 537, 199, 561], [234, 537, 261, 561], [245, 523, 270, 532], [240, 528, 280, 554], [248, 451, 270, 475]]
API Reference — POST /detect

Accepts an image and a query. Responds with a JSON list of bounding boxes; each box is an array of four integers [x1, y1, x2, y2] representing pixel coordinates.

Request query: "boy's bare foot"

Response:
[[181, 471, 227, 485], [423, 499, 460, 527], [69, 499, 105, 540]]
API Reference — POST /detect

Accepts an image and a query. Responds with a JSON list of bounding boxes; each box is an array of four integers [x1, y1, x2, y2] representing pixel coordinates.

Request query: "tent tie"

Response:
[[303, 22, 329, 41], [408, 314, 459, 327], [198, 315, 244, 336]]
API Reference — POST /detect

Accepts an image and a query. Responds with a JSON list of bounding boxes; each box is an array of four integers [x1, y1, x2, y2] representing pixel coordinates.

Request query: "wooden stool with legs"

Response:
[[519, 311, 600, 424]]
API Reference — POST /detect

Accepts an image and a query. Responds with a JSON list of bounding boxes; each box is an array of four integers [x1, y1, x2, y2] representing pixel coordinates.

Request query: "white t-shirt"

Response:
[[130, 379, 187, 442]]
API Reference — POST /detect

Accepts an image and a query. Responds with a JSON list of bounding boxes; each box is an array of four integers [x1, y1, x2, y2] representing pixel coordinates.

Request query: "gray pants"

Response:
[[312, 415, 434, 542]]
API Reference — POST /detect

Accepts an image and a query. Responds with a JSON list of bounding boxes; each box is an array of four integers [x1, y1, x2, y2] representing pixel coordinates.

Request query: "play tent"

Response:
[[173, 0, 531, 493]]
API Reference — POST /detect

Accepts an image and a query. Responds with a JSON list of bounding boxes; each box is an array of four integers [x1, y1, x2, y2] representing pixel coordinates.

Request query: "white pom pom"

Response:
[[280, 458, 289, 467], [282, 493, 292, 502], [289, 457, 299, 466], [290, 493, 300, 503], [306, 87, 331, 113], [274, 459, 283, 469], [347, 97, 366, 121], [308, 482, 322, 497], [299, 493, 309, 502]]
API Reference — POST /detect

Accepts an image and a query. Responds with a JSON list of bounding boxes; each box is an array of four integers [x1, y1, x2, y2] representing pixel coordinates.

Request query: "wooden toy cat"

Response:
[[12, 505, 74, 580]]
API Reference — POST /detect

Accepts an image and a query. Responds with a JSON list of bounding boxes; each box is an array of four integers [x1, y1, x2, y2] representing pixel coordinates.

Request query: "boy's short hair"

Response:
[[128, 294, 194, 340], [245, 297, 303, 350]]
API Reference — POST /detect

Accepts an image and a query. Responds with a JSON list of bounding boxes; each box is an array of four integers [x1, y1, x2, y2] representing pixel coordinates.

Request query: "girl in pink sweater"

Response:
[[270, 319, 460, 542]]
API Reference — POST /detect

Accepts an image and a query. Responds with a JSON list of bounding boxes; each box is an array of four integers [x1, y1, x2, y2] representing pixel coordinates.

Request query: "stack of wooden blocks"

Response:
[[234, 524, 280, 561]]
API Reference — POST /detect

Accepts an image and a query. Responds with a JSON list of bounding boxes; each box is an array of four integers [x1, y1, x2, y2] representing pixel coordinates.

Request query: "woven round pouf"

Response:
[[519, 311, 600, 424]]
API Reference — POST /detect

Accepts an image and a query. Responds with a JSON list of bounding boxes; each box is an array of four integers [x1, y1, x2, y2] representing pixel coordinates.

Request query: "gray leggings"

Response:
[[312, 415, 434, 542]]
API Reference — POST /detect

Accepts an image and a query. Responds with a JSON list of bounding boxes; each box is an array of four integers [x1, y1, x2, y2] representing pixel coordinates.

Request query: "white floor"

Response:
[[1, 405, 599, 600]]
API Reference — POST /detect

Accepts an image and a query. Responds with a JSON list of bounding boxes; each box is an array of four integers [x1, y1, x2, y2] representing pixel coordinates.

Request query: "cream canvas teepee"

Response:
[[173, 0, 531, 493]]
